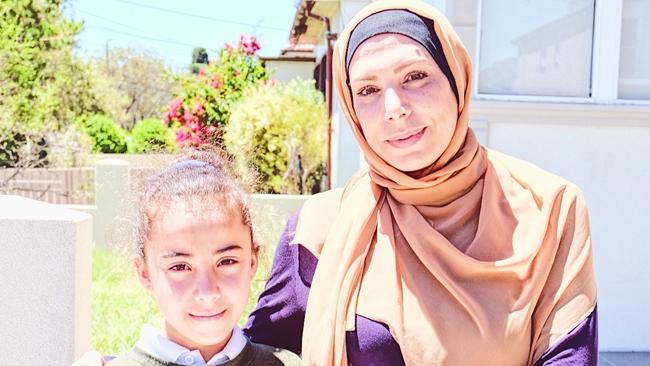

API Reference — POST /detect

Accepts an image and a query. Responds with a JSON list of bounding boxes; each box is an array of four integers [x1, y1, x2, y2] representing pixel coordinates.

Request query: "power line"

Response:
[[85, 24, 219, 52], [76, 8, 153, 35], [112, 0, 289, 32]]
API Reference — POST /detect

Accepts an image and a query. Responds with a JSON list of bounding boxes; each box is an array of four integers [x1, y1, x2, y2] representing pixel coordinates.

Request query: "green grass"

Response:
[[91, 243, 275, 356]]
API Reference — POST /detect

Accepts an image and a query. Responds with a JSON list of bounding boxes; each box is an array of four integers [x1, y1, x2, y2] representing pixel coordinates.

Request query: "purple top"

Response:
[[243, 211, 597, 365]]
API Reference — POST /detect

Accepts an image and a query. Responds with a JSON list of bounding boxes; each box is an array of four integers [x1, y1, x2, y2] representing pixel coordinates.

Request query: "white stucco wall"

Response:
[[265, 59, 315, 83]]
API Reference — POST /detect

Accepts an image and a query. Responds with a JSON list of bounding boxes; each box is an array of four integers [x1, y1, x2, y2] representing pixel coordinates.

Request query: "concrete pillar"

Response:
[[95, 159, 130, 248], [249, 194, 309, 248], [0, 195, 92, 365]]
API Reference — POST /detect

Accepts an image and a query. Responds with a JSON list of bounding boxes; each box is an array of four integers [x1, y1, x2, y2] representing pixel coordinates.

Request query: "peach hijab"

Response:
[[294, 1, 596, 365]]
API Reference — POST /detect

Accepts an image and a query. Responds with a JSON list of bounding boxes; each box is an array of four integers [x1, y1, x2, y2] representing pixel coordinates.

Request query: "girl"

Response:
[[107, 148, 300, 366]]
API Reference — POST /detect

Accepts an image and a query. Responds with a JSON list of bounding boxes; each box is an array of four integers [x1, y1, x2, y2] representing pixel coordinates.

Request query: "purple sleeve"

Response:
[[243, 211, 310, 354], [533, 306, 598, 366]]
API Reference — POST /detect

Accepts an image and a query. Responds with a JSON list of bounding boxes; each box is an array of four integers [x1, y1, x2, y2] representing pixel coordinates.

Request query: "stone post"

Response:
[[0, 195, 92, 365], [94, 159, 130, 248]]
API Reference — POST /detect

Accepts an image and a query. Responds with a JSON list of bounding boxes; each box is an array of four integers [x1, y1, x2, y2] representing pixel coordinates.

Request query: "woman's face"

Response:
[[348, 33, 457, 172]]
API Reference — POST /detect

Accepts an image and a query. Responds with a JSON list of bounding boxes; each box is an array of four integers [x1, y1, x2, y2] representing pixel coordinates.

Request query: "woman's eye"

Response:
[[404, 71, 428, 83], [218, 258, 238, 267], [169, 264, 190, 271], [356, 85, 379, 97]]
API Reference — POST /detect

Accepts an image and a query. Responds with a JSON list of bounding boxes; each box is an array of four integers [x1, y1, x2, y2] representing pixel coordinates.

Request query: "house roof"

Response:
[[289, 0, 340, 45]]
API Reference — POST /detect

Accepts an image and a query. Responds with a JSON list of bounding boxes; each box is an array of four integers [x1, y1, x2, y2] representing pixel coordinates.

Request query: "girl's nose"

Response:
[[384, 88, 410, 122], [195, 270, 220, 302]]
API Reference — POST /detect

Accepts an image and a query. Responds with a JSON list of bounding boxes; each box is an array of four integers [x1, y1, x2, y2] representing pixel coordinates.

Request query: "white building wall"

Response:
[[265, 60, 315, 83]]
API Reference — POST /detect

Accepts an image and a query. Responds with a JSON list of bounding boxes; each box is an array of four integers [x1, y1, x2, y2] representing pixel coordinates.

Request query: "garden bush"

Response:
[[224, 79, 327, 194], [163, 35, 269, 147], [128, 118, 176, 154], [82, 114, 128, 153]]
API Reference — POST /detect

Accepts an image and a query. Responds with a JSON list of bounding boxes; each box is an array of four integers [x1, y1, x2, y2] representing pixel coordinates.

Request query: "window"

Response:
[[618, 0, 650, 100], [477, 0, 596, 98]]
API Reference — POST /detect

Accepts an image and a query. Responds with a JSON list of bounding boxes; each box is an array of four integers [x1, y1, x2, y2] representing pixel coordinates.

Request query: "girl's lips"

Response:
[[387, 127, 426, 148], [189, 310, 226, 321]]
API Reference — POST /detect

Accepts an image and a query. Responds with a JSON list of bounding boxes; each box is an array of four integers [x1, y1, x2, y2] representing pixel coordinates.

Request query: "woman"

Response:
[[244, 1, 597, 365]]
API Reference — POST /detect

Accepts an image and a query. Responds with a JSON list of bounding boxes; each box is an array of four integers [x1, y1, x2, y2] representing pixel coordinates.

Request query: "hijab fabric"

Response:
[[294, 1, 597, 365]]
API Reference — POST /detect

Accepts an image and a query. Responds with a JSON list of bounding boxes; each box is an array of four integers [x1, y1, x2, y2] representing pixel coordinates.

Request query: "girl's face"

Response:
[[135, 200, 258, 359], [348, 33, 457, 172]]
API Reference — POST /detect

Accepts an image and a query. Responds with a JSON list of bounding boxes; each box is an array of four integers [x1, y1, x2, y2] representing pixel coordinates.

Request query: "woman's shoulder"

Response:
[[291, 188, 345, 256]]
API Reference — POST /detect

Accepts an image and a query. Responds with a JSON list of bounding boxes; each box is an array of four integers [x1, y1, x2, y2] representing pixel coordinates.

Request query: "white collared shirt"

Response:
[[135, 324, 247, 366]]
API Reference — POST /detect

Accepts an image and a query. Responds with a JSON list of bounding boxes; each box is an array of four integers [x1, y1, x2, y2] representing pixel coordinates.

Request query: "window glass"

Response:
[[478, 0, 595, 97], [618, 0, 650, 100]]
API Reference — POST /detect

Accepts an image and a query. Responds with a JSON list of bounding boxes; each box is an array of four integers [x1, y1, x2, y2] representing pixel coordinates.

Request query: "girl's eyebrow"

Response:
[[215, 244, 243, 254], [161, 251, 190, 258], [160, 245, 243, 258]]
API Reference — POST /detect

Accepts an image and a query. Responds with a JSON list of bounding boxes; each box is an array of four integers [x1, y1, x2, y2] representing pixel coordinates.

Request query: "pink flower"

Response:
[[197, 68, 205, 77], [183, 111, 194, 125], [191, 102, 204, 116], [169, 98, 183, 116], [234, 70, 241, 76], [211, 74, 223, 89], [163, 112, 171, 125]]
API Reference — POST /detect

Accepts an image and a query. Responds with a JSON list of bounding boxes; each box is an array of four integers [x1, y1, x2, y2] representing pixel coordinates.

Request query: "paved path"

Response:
[[600, 352, 650, 366]]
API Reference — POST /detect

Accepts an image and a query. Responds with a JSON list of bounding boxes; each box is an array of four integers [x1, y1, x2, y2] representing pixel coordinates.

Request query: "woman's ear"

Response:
[[134, 255, 153, 291]]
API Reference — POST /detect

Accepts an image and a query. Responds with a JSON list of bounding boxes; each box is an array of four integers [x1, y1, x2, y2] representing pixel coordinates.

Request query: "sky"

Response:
[[64, 0, 299, 73]]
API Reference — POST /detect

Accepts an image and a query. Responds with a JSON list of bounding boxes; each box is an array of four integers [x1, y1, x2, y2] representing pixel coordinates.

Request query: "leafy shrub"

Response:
[[128, 118, 176, 154], [163, 35, 269, 147], [82, 114, 128, 153], [224, 79, 327, 194], [45, 124, 93, 167]]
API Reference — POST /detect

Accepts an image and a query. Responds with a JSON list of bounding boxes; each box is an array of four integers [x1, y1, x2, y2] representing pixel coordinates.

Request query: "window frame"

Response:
[[472, 0, 650, 105]]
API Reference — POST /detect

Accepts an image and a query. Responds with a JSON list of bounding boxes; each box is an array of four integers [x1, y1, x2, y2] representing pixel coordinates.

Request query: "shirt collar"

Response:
[[135, 324, 248, 366]]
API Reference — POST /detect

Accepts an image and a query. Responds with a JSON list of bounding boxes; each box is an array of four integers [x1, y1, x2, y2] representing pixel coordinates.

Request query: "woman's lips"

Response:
[[387, 127, 426, 148], [189, 310, 226, 321]]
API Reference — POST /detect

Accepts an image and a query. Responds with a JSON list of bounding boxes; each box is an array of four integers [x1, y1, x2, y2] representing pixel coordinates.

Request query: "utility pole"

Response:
[[105, 39, 112, 76]]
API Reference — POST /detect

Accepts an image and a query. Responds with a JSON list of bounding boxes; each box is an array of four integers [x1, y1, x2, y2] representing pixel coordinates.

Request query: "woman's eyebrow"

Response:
[[350, 58, 431, 84]]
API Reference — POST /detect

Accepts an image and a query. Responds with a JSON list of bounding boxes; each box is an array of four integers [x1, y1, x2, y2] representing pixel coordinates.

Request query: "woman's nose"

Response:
[[384, 88, 410, 122]]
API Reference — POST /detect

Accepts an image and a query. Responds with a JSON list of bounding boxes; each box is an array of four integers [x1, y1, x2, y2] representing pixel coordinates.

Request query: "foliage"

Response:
[[190, 46, 209, 74], [225, 79, 327, 194], [89, 47, 178, 130], [82, 115, 128, 153], [0, 0, 102, 167], [45, 123, 93, 167], [128, 118, 176, 154], [91, 247, 161, 356], [164, 35, 269, 148]]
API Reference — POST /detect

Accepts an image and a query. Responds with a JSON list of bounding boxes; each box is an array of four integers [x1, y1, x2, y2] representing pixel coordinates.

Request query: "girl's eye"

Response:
[[404, 71, 428, 83], [356, 85, 379, 97], [169, 264, 190, 271], [218, 258, 238, 267]]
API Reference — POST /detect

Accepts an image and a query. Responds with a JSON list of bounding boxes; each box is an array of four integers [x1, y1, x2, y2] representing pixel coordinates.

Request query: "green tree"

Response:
[[89, 47, 178, 130], [0, 0, 101, 167], [190, 46, 209, 74]]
